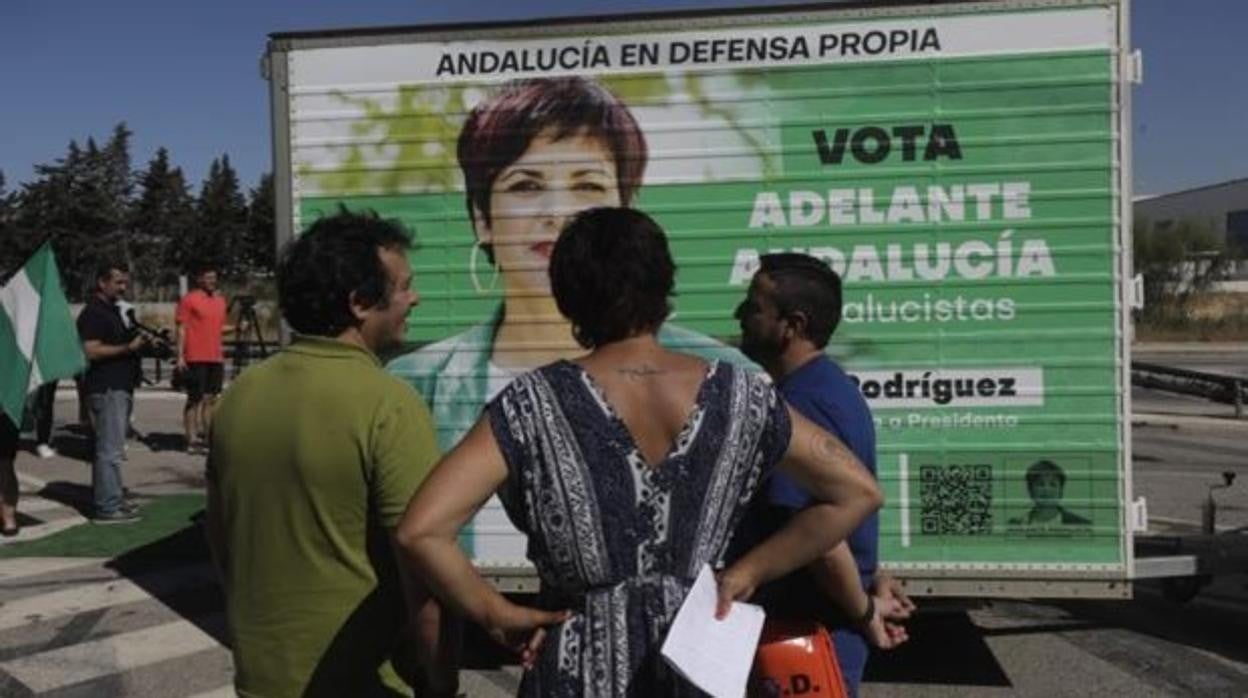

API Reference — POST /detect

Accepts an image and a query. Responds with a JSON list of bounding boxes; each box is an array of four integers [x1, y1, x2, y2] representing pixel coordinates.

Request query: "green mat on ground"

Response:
[[0, 494, 207, 559]]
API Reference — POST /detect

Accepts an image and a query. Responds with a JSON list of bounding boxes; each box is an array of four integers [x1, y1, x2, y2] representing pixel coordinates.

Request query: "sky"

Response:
[[1, 0, 1244, 198]]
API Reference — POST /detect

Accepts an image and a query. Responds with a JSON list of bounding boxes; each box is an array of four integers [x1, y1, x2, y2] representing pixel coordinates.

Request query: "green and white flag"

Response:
[[0, 242, 86, 427]]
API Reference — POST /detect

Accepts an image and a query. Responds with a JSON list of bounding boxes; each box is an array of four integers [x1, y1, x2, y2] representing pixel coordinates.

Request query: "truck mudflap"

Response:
[[1135, 530, 1248, 602]]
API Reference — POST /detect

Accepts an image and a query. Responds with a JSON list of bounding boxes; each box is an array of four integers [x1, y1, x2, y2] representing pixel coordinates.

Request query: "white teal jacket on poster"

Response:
[[387, 311, 750, 559], [387, 308, 751, 453]]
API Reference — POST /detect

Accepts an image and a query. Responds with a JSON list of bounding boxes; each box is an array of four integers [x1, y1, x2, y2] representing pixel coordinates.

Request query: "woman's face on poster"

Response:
[[474, 128, 621, 295], [1029, 472, 1064, 506]]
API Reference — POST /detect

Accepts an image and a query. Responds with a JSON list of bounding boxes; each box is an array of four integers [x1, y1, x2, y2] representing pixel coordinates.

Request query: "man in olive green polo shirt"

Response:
[[207, 210, 455, 697]]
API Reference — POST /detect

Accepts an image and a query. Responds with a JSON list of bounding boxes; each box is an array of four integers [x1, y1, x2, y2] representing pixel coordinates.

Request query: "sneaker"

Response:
[[35, 444, 57, 459], [121, 500, 141, 515], [92, 510, 142, 525]]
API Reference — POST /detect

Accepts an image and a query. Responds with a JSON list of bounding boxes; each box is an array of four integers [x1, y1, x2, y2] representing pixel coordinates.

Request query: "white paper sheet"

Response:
[[660, 564, 766, 698]]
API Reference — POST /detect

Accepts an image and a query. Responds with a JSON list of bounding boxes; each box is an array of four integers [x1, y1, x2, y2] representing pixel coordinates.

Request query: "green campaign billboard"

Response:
[[273, 0, 1131, 586]]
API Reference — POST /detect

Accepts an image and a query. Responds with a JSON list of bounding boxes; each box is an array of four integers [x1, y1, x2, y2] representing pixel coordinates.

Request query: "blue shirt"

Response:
[[766, 354, 878, 588]]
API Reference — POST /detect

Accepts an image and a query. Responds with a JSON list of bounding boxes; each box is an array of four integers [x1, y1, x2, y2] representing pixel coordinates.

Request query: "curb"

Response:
[[1133, 343, 1248, 355], [1133, 412, 1248, 433], [1146, 516, 1238, 534]]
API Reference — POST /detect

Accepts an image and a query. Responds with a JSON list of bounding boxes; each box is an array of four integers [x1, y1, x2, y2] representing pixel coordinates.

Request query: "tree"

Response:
[[1134, 218, 1229, 316], [241, 172, 276, 275], [101, 123, 136, 232], [0, 171, 21, 276], [192, 155, 248, 276], [131, 147, 196, 297], [16, 140, 98, 298], [11, 125, 138, 299], [4, 124, 263, 298]]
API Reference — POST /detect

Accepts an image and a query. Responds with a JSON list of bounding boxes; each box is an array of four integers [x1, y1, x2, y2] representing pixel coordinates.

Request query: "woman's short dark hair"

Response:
[[458, 77, 648, 252], [549, 207, 673, 349], [1025, 459, 1066, 492], [277, 208, 411, 337], [759, 253, 843, 349]]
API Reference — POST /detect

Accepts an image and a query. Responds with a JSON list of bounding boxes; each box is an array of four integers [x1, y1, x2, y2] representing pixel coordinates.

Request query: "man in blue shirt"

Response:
[[736, 253, 912, 697]]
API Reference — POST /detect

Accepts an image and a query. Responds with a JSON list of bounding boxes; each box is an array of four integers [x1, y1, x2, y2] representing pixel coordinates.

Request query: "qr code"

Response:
[[919, 464, 993, 535]]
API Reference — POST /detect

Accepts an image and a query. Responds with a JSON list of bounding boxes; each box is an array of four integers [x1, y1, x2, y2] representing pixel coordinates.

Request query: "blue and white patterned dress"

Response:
[[486, 359, 792, 697]]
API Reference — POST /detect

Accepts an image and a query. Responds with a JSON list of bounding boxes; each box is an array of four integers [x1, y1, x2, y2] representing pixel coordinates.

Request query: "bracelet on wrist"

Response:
[[853, 594, 875, 629]]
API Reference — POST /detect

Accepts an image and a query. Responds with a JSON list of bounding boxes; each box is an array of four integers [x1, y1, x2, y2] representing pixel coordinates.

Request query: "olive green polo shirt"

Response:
[[208, 336, 438, 698]]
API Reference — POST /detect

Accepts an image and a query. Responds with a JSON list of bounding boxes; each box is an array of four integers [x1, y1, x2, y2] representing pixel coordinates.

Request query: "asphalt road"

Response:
[[856, 417, 1248, 697], [1134, 343, 1248, 379], [2, 347, 1246, 697], [863, 344, 1248, 697]]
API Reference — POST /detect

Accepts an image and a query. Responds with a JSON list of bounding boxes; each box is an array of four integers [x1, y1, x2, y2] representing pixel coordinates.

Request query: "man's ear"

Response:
[[785, 311, 810, 340], [347, 290, 370, 323]]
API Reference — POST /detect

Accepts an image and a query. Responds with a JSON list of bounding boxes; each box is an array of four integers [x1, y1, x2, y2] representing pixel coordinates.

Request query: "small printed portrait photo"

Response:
[[1007, 458, 1092, 530]]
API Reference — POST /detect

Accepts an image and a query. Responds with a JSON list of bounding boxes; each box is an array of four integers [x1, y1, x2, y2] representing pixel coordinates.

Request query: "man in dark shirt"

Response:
[[77, 263, 147, 523], [736, 253, 912, 697]]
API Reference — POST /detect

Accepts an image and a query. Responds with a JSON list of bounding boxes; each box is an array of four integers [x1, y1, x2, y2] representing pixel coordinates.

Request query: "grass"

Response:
[[1135, 292, 1248, 342], [0, 494, 207, 560], [1136, 315, 1248, 342]]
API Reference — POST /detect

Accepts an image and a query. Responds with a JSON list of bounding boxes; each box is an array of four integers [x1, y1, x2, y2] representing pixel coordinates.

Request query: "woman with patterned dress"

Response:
[[398, 208, 882, 697]]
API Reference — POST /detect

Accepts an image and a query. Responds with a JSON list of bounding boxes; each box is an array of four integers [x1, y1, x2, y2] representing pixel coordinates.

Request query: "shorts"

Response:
[[185, 362, 225, 404], [1, 414, 18, 460]]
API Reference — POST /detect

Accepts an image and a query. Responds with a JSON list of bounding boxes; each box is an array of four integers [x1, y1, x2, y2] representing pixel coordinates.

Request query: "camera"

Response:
[[132, 326, 175, 361], [125, 309, 175, 361]]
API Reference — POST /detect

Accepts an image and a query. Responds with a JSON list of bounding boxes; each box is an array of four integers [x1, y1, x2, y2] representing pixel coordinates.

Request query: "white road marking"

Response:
[[0, 514, 89, 546], [0, 564, 214, 631], [15, 496, 69, 514], [0, 557, 104, 584], [186, 686, 237, 698], [16, 472, 48, 490], [0, 615, 222, 693]]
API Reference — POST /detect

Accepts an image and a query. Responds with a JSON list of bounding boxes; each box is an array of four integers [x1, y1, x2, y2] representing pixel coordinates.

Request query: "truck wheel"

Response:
[[1160, 575, 1209, 603]]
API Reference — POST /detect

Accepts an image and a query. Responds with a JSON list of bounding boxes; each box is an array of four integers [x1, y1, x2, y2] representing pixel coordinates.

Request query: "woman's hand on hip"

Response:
[[485, 598, 571, 669]]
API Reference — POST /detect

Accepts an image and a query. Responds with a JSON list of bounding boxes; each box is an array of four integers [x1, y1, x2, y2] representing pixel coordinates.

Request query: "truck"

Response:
[[264, 0, 1146, 599]]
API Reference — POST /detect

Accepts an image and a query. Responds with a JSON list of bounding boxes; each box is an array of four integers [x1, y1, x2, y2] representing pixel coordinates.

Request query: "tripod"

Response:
[[228, 296, 269, 377]]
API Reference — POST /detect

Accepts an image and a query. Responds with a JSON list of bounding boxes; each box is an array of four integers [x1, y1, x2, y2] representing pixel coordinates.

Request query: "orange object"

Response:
[[750, 618, 848, 698], [176, 289, 228, 363]]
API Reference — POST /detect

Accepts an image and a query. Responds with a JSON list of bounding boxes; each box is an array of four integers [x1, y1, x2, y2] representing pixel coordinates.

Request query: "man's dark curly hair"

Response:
[[549, 207, 673, 349], [187, 260, 219, 278], [94, 260, 129, 283], [277, 208, 412, 337]]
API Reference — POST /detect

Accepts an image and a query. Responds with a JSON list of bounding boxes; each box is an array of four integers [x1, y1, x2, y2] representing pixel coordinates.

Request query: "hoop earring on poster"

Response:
[[470, 241, 500, 294]]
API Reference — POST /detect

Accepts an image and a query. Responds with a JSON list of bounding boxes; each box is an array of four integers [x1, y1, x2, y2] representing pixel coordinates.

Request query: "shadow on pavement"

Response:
[[140, 431, 190, 453], [32, 427, 188, 462], [35, 480, 94, 517], [865, 611, 1011, 687], [91, 509, 531, 669], [1059, 579, 1248, 667], [106, 510, 227, 646], [45, 425, 94, 463]]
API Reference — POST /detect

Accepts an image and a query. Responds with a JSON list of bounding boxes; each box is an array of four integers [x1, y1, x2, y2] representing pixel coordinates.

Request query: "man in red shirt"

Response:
[[176, 264, 239, 454]]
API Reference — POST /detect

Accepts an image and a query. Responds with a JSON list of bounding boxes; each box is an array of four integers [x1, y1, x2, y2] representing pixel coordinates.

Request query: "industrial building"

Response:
[[1135, 178, 1248, 281]]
